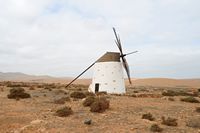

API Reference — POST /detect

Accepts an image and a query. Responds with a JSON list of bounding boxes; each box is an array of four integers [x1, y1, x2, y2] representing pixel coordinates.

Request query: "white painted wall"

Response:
[[89, 62, 125, 94]]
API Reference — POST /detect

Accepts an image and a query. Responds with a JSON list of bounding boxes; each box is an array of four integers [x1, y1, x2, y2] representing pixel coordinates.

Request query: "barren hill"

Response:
[[0, 72, 200, 87]]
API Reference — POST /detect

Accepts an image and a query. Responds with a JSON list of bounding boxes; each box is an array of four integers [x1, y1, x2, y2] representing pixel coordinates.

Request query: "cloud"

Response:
[[0, 0, 199, 78]]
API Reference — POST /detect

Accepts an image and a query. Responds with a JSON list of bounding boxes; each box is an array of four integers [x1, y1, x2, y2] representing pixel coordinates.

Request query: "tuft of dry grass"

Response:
[[70, 91, 86, 99], [161, 116, 178, 126], [196, 107, 200, 113], [90, 96, 109, 113], [96, 91, 107, 96], [142, 113, 155, 121], [84, 91, 95, 97], [83, 96, 96, 107], [180, 96, 199, 103], [7, 87, 31, 99], [186, 117, 200, 128], [168, 97, 175, 101], [150, 124, 163, 132], [29, 86, 35, 90], [54, 97, 70, 104], [162, 90, 198, 97], [55, 106, 73, 117]]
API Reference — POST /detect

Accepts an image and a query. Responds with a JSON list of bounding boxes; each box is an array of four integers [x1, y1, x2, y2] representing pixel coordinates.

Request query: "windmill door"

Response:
[[95, 83, 99, 93]]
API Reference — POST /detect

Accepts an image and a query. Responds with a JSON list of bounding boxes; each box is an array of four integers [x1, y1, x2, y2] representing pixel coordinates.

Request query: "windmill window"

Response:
[[102, 74, 104, 76], [114, 88, 116, 90], [111, 72, 114, 74], [113, 80, 116, 82], [97, 69, 100, 71], [105, 83, 108, 85]]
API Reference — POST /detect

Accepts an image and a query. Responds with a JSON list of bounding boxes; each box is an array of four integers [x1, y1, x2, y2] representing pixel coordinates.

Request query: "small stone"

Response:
[[84, 119, 92, 125]]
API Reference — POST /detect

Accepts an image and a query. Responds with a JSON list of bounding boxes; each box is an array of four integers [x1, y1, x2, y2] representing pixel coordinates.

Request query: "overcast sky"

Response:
[[0, 0, 200, 78]]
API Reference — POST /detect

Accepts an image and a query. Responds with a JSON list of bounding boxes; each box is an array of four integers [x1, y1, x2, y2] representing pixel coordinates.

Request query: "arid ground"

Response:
[[0, 80, 200, 133]]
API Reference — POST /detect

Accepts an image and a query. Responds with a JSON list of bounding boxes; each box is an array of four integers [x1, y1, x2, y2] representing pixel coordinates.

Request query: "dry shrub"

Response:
[[83, 96, 96, 107], [29, 86, 35, 90], [7, 87, 31, 99], [128, 94, 137, 97], [162, 90, 198, 97], [44, 87, 52, 91], [55, 106, 73, 117], [137, 93, 162, 98], [142, 113, 155, 121], [84, 91, 95, 97], [96, 91, 107, 96], [161, 117, 178, 126], [54, 97, 70, 104], [90, 97, 109, 113], [180, 97, 199, 103], [196, 107, 200, 113], [168, 97, 175, 101], [70, 91, 86, 99], [150, 124, 163, 132], [186, 117, 200, 128]]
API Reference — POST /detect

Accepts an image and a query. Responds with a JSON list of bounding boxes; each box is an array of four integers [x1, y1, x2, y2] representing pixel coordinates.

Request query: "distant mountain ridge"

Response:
[[0, 72, 56, 81], [0, 72, 200, 87]]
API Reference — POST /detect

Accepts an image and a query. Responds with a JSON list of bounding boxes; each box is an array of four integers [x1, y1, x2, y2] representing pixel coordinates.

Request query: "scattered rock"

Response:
[[161, 116, 178, 126], [90, 96, 109, 113], [84, 119, 92, 125], [55, 106, 73, 117], [142, 113, 155, 121], [7, 87, 31, 99], [70, 91, 86, 99], [150, 124, 163, 132]]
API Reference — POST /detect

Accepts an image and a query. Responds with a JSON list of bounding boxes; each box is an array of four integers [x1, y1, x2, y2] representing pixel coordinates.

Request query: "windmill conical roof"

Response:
[[96, 52, 120, 62]]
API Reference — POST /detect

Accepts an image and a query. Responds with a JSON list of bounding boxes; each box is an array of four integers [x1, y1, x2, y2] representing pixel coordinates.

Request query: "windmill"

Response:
[[66, 27, 137, 94]]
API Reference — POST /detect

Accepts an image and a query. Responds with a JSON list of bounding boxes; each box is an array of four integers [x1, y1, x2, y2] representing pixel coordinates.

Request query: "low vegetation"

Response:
[[196, 107, 200, 113], [142, 113, 155, 121], [162, 90, 198, 97], [150, 124, 163, 132], [180, 96, 199, 103], [90, 96, 110, 113], [55, 106, 73, 117], [7, 87, 31, 99], [186, 117, 200, 128], [83, 96, 96, 107], [70, 91, 86, 99], [54, 97, 70, 104], [161, 116, 178, 126]]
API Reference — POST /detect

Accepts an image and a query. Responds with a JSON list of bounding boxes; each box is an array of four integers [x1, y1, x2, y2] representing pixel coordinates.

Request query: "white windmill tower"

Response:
[[66, 28, 137, 94]]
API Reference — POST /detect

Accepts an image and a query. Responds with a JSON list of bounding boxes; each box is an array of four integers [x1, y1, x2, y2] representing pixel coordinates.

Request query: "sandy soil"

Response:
[[0, 82, 200, 133]]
